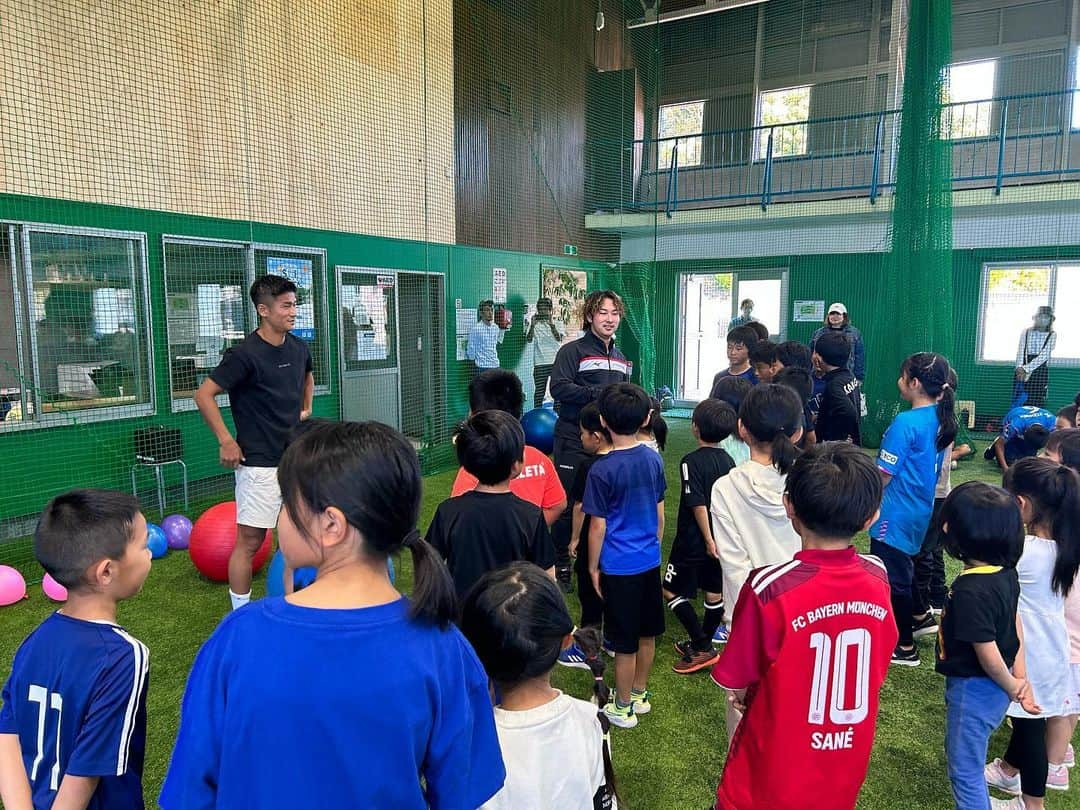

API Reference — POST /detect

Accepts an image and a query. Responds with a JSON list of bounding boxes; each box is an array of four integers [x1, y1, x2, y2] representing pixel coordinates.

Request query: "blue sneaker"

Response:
[[557, 642, 590, 670], [712, 626, 730, 646]]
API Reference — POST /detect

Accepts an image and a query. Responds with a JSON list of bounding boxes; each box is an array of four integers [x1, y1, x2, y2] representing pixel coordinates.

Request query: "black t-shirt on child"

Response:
[[426, 490, 556, 597], [210, 331, 312, 467], [935, 566, 1021, 679], [671, 446, 735, 560], [815, 367, 861, 445]]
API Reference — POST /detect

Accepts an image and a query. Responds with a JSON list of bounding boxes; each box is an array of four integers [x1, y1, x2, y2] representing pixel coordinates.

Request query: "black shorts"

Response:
[[662, 550, 723, 599], [601, 567, 665, 654]]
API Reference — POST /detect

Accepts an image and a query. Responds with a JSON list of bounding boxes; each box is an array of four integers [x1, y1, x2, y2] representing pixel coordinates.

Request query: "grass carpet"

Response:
[[0, 420, 1074, 809]]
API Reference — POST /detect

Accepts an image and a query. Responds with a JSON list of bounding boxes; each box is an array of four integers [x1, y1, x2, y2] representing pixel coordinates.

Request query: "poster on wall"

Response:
[[492, 267, 507, 304], [267, 257, 316, 340], [541, 266, 588, 344], [455, 307, 477, 361], [793, 300, 825, 322]]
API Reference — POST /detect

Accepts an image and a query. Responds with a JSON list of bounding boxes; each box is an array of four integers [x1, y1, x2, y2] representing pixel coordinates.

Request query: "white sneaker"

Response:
[[1047, 762, 1069, 791], [990, 797, 1024, 809], [985, 758, 1021, 795], [1066, 742, 1075, 768]]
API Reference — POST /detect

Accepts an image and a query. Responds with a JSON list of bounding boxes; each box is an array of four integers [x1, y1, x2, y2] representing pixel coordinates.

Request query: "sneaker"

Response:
[[557, 642, 590, 670], [712, 625, 730, 646], [985, 758, 1021, 795], [929, 604, 944, 617], [1066, 743, 1075, 768], [890, 645, 920, 667], [1047, 762, 1070, 791], [601, 639, 615, 658], [556, 566, 574, 594], [630, 688, 651, 715], [673, 639, 694, 657], [912, 614, 938, 639], [990, 798, 1024, 810], [602, 700, 637, 729], [672, 649, 719, 675]]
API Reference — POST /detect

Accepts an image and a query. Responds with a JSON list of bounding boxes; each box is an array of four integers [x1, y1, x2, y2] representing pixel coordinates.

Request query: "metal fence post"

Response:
[[761, 127, 774, 210], [666, 139, 680, 218], [869, 112, 885, 204], [995, 99, 1009, 195]]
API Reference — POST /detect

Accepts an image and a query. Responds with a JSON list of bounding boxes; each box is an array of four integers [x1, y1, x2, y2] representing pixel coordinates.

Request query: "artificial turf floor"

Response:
[[1, 418, 1077, 809]]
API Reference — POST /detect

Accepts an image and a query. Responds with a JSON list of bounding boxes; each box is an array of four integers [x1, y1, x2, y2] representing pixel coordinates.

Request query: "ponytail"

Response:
[[770, 433, 800, 476], [402, 530, 458, 628], [1005, 457, 1080, 597], [936, 384, 959, 452], [573, 626, 621, 809], [901, 353, 957, 450], [738, 384, 804, 475]]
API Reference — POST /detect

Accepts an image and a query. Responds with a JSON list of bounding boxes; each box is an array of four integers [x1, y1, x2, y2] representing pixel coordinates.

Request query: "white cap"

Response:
[[828, 302, 847, 315]]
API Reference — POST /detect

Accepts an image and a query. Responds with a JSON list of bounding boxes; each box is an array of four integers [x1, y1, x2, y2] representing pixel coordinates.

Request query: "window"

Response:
[[944, 60, 996, 139], [756, 86, 811, 159], [658, 101, 705, 169], [1073, 47, 1080, 130], [979, 263, 1080, 364]]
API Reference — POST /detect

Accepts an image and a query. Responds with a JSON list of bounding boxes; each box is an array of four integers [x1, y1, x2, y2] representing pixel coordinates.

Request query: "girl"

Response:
[[461, 563, 617, 810], [1014, 306, 1056, 408], [870, 352, 956, 666], [637, 397, 667, 453], [985, 457, 1080, 809], [935, 481, 1034, 810], [160, 421, 505, 809]]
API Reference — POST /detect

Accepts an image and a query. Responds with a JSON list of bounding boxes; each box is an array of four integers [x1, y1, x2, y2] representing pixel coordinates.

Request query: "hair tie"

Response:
[[401, 529, 421, 549]]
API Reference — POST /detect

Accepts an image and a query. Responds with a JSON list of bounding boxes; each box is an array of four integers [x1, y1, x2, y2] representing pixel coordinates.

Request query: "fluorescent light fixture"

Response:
[[627, 0, 769, 28]]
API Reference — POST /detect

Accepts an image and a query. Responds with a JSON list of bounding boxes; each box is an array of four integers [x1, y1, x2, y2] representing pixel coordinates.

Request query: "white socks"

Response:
[[229, 590, 251, 611]]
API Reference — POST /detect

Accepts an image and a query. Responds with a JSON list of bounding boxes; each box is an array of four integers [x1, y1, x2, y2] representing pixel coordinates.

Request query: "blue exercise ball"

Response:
[[147, 523, 168, 559], [266, 550, 318, 598], [521, 406, 557, 454]]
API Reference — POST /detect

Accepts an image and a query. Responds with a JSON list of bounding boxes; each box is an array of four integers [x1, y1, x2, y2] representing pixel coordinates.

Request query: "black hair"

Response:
[[598, 383, 651, 436], [454, 410, 525, 485], [773, 366, 813, 405], [1023, 424, 1051, 453], [582, 289, 625, 330], [277, 420, 456, 626], [901, 352, 958, 451], [747, 321, 770, 343], [34, 489, 142, 589], [249, 274, 297, 309], [578, 401, 612, 445], [739, 384, 803, 475], [1048, 429, 1080, 472], [775, 341, 814, 372], [748, 340, 778, 367], [1004, 456, 1080, 597], [476, 299, 495, 319], [469, 369, 525, 419], [814, 330, 851, 369], [709, 374, 752, 409], [643, 397, 667, 451], [693, 398, 737, 444], [785, 443, 881, 538], [940, 482, 1024, 567], [1058, 401, 1079, 428], [726, 325, 759, 350]]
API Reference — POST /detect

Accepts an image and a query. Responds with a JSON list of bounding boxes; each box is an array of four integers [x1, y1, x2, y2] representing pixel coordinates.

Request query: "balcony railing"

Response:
[[585, 89, 1080, 216]]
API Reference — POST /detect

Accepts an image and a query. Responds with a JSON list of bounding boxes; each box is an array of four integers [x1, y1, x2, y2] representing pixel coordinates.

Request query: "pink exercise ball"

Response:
[[188, 501, 272, 583], [42, 573, 68, 602], [0, 565, 27, 606]]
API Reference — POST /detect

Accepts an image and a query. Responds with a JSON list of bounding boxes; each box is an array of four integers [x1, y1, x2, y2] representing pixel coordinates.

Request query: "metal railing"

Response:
[[585, 89, 1080, 216]]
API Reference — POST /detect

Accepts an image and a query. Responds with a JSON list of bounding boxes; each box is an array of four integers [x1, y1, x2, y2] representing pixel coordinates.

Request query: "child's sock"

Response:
[[229, 590, 251, 611], [667, 596, 707, 649], [702, 599, 725, 640]]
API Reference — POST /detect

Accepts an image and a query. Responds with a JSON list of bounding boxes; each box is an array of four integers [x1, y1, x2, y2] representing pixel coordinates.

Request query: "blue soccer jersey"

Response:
[[1001, 406, 1056, 462], [0, 612, 149, 810], [159, 597, 504, 810]]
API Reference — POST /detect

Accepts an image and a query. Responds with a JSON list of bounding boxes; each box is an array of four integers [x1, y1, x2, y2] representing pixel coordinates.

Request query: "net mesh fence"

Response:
[[0, 0, 1078, 579]]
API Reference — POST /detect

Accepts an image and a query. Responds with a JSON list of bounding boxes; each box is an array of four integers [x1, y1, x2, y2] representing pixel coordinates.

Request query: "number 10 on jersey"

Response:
[[807, 629, 871, 726]]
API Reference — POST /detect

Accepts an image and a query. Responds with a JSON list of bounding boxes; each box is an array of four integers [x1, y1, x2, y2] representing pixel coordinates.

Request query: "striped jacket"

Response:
[[549, 330, 632, 427]]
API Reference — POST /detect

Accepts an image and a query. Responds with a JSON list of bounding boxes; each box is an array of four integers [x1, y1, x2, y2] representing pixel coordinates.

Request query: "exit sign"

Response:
[[563, 244, 578, 256]]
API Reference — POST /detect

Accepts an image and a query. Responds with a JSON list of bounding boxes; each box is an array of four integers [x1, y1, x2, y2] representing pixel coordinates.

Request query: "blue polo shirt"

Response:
[[582, 444, 667, 575], [1001, 406, 1056, 463], [870, 405, 946, 555]]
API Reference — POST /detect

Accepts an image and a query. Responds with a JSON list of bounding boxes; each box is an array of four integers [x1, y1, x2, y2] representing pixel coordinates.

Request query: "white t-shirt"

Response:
[[532, 320, 565, 365], [481, 691, 609, 810]]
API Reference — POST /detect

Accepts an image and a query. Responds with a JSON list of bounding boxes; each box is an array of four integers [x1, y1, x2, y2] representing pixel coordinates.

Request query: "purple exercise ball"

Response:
[[162, 514, 193, 550]]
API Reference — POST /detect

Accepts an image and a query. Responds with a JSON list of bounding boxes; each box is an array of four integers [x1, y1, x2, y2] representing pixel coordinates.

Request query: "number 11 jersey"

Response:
[[711, 547, 897, 810]]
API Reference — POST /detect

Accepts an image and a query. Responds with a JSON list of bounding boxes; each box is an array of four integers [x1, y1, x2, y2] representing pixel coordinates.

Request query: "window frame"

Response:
[[0, 221, 156, 432], [754, 85, 812, 161], [943, 59, 997, 140], [976, 261, 1080, 367], [657, 99, 706, 170]]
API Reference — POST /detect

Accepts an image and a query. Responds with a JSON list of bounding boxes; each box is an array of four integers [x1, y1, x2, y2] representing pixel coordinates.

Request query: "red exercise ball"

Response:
[[188, 501, 272, 583]]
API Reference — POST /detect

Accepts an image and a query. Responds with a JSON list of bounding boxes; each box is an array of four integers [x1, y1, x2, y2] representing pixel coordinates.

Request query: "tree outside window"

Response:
[[658, 101, 705, 169], [756, 86, 811, 158], [944, 60, 996, 139]]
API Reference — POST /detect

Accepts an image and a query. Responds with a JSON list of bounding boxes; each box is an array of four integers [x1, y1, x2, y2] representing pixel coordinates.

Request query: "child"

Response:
[[429, 410, 555, 597], [775, 365, 817, 448], [637, 397, 667, 453], [775, 340, 814, 373], [870, 352, 956, 666], [664, 398, 738, 673], [811, 329, 861, 445], [749, 340, 779, 384], [451, 369, 567, 526], [1046, 428, 1080, 468], [709, 375, 752, 465], [0, 490, 150, 810], [711, 325, 759, 391], [461, 563, 617, 810], [160, 421, 504, 808], [984, 404, 1056, 473], [1055, 393, 1079, 429], [985, 457, 1080, 808], [935, 481, 1034, 810], [710, 443, 895, 809], [583, 383, 667, 729], [711, 384, 803, 621]]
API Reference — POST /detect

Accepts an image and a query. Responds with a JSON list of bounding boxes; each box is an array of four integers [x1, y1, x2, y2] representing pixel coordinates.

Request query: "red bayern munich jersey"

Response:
[[711, 546, 898, 810]]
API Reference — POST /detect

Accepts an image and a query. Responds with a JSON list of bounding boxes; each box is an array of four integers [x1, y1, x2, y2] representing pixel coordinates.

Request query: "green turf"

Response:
[[0, 421, 1075, 809]]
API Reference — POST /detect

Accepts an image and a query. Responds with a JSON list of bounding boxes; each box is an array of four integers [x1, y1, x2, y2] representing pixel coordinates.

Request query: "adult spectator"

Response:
[[727, 298, 757, 330], [466, 299, 503, 378], [525, 297, 565, 407], [810, 303, 865, 384], [1014, 306, 1056, 408]]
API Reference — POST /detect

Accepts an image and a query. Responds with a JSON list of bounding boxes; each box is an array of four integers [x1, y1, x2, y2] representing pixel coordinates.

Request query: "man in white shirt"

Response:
[[525, 298, 564, 408]]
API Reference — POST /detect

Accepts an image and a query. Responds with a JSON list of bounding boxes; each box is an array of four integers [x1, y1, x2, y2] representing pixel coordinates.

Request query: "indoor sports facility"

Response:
[[1, 0, 1079, 806]]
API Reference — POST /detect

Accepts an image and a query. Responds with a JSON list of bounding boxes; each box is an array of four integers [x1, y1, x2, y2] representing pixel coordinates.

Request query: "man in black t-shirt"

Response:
[[812, 330, 861, 445], [426, 411, 555, 597], [194, 274, 313, 611]]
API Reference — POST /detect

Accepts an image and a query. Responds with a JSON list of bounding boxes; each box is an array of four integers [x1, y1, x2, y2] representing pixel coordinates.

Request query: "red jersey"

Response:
[[711, 547, 897, 810], [451, 445, 567, 511]]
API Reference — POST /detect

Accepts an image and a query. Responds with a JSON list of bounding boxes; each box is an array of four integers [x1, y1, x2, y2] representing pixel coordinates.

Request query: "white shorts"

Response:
[[235, 465, 281, 529]]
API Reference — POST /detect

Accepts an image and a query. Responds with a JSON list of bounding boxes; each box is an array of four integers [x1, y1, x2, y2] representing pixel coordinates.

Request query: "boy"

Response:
[[0, 490, 151, 810], [984, 404, 1056, 472], [583, 383, 667, 729], [748, 341, 779, 384], [195, 274, 313, 610], [428, 410, 555, 597], [711, 325, 759, 391], [709, 376, 752, 466], [812, 330, 861, 445], [711, 443, 896, 809], [451, 369, 567, 526], [665, 399, 738, 674]]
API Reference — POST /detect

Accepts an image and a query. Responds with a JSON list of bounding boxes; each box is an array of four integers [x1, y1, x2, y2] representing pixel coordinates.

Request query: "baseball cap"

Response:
[[828, 302, 847, 315]]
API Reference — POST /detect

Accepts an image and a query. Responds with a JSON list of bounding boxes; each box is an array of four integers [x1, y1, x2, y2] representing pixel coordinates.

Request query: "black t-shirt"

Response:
[[210, 331, 312, 467], [815, 367, 861, 445], [935, 566, 1021, 678], [671, 446, 735, 559], [570, 455, 601, 547], [426, 491, 555, 597]]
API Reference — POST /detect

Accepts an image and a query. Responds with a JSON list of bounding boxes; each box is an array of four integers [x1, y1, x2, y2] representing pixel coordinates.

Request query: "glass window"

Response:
[[1073, 47, 1080, 130], [735, 277, 784, 339], [944, 60, 996, 139], [0, 226, 25, 421], [256, 248, 328, 387], [756, 86, 811, 158], [977, 263, 1080, 363], [339, 274, 397, 372], [658, 101, 705, 169], [1054, 265, 1080, 360]]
